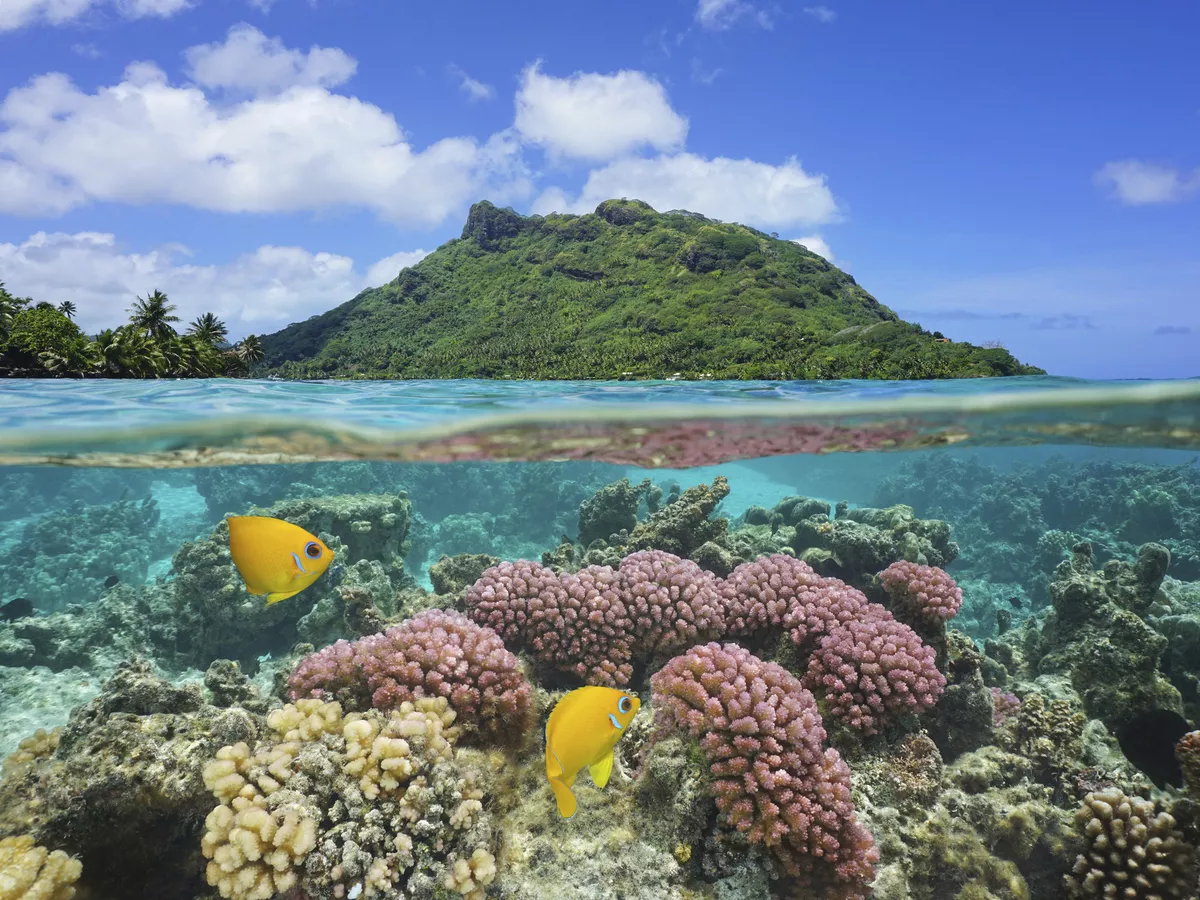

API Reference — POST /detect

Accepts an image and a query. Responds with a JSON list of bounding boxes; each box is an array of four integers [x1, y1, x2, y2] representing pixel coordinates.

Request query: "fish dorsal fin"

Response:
[[589, 751, 614, 790]]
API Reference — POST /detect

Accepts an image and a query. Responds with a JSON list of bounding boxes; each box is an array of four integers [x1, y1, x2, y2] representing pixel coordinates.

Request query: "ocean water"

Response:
[[1, 376, 1199, 900]]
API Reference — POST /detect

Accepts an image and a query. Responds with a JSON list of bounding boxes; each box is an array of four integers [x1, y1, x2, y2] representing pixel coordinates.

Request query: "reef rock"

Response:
[[171, 492, 412, 668], [0, 658, 263, 900], [1035, 542, 1182, 730]]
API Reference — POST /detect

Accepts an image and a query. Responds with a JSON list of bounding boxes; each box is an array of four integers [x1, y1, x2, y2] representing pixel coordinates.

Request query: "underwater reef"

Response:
[[2, 465, 1200, 899]]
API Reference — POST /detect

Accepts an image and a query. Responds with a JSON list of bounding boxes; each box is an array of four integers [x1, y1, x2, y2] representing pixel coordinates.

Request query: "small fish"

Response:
[[227, 515, 334, 606], [103, 575, 120, 589], [1006, 596, 1023, 608], [545, 686, 640, 819], [1, 597, 33, 622]]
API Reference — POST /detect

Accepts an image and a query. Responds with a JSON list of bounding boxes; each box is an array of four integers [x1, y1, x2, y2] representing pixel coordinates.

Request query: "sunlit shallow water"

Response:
[[1, 376, 1199, 900]]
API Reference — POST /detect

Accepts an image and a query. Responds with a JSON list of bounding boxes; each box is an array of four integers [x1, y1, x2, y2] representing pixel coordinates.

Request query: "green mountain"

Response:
[[261, 199, 1043, 380]]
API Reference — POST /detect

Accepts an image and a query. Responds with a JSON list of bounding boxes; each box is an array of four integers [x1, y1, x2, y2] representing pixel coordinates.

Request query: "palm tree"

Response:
[[234, 334, 264, 365], [186, 312, 229, 347], [58, 301, 77, 319], [92, 326, 165, 377], [127, 289, 179, 342], [0, 297, 16, 336]]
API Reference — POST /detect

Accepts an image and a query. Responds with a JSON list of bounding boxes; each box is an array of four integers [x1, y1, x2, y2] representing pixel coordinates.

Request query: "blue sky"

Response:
[[0, 0, 1196, 378]]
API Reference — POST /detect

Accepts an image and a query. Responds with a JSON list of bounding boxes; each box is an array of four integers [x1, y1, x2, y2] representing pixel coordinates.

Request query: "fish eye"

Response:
[[618, 696, 633, 714], [304, 541, 322, 559]]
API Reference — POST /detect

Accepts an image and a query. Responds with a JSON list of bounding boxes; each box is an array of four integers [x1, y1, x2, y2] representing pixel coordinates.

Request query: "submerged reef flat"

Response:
[[2, 458, 1200, 899]]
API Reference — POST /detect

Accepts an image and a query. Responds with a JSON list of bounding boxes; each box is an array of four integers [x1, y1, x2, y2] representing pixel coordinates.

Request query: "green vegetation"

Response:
[[262, 199, 1043, 380], [0, 282, 264, 378]]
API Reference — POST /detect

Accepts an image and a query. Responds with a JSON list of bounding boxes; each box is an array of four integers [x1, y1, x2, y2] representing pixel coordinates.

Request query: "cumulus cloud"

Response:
[[514, 63, 687, 162], [365, 249, 430, 286], [792, 235, 833, 261], [0, 50, 529, 224], [449, 64, 494, 101], [1094, 159, 1200, 205], [803, 5, 837, 23], [0, 0, 189, 31], [184, 24, 357, 94], [539, 153, 838, 229], [0, 230, 426, 340]]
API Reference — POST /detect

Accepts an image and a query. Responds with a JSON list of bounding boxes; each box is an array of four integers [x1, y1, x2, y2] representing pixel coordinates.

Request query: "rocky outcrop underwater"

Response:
[[1, 471, 1199, 899]]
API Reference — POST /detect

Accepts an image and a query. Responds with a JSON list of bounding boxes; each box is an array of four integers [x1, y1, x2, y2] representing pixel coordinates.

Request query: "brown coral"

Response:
[[1064, 790, 1198, 899]]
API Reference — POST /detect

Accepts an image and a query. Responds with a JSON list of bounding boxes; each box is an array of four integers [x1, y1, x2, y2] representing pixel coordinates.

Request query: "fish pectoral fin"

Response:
[[548, 776, 577, 819], [264, 589, 303, 606], [589, 752, 615, 790]]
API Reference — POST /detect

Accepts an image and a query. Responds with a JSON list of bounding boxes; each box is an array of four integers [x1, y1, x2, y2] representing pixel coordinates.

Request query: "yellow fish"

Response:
[[544, 686, 640, 819], [227, 515, 334, 605]]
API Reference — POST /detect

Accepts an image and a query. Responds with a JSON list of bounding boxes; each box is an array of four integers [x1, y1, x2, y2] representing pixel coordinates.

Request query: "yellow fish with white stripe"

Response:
[[544, 686, 640, 818], [227, 515, 334, 605]]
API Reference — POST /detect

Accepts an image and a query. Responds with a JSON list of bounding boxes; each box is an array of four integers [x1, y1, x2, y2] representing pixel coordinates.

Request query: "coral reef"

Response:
[[200, 695, 499, 900], [651, 642, 878, 896], [804, 609, 947, 735], [6, 446, 1200, 900], [1178, 731, 1200, 796], [287, 609, 533, 743], [171, 492, 413, 667], [879, 559, 964, 627], [0, 495, 167, 613], [0, 834, 82, 900], [1064, 790, 1198, 898], [1035, 542, 1182, 730], [0, 658, 264, 899]]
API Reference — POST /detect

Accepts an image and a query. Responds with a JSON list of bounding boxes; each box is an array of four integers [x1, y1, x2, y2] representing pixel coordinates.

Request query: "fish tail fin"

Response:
[[265, 590, 301, 606], [548, 776, 577, 819], [589, 752, 615, 789]]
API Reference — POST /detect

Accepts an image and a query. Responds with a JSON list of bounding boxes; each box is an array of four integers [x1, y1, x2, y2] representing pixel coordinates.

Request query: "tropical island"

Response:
[[2, 198, 1044, 380], [0, 284, 263, 378]]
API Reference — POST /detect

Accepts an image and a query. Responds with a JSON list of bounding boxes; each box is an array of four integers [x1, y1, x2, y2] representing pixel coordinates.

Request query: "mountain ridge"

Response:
[[260, 199, 1043, 380]]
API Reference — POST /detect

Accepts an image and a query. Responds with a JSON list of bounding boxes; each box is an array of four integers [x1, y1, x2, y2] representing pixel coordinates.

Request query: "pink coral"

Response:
[[559, 564, 634, 686], [1177, 730, 1200, 795], [463, 559, 568, 651], [288, 609, 532, 742], [878, 560, 963, 626], [990, 687, 1021, 727], [465, 560, 635, 686], [464, 552, 725, 686], [618, 550, 725, 655], [651, 642, 878, 894], [803, 610, 947, 735], [724, 554, 873, 653]]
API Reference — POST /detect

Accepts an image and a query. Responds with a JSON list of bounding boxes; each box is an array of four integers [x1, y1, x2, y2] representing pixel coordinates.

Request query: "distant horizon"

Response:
[[0, 1, 1196, 379]]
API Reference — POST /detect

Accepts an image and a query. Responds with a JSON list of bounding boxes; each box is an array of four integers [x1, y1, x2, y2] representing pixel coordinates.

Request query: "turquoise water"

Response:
[[1, 376, 1199, 900]]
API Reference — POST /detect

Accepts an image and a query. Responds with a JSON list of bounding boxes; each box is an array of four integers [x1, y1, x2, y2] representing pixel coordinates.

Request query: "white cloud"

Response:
[[695, 0, 770, 29], [72, 42, 102, 58], [793, 235, 833, 261], [365, 249, 429, 286], [185, 24, 357, 94], [803, 5, 837, 23], [542, 153, 839, 229], [0, 0, 190, 31], [0, 230, 424, 339], [116, 0, 189, 15], [0, 48, 529, 225], [1093, 159, 1200, 205], [514, 63, 687, 162], [449, 64, 494, 101]]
